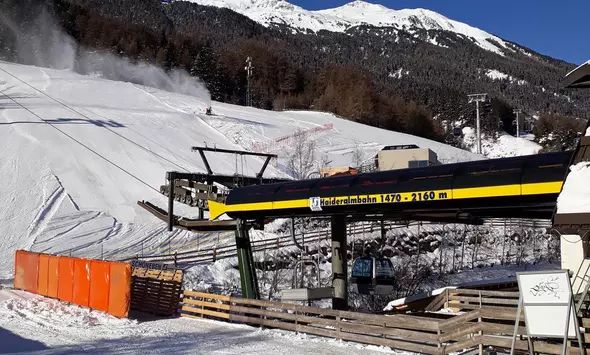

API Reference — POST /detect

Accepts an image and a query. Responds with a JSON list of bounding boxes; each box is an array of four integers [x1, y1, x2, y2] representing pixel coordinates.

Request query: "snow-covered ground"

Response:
[[0, 55, 558, 354], [461, 126, 542, 158], [0, 289, 404, 354], [483, 69, 528, 86], [0, 59, 481, 283]]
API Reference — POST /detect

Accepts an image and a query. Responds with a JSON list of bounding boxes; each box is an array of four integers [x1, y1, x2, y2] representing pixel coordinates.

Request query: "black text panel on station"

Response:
[[209, 151, 571, 223]]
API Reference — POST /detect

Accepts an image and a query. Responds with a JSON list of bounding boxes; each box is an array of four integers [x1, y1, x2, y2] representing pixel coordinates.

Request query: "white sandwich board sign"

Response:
[[510, 270, 585, 355]]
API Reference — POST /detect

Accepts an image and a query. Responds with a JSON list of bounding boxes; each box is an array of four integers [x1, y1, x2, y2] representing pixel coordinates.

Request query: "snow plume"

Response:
[[0, 6, 211, 104], [0, 9, 77, 70], [76, 51, 212, 105]]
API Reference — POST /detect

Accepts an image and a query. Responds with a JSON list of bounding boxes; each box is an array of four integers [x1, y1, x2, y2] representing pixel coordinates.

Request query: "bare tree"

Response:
[[286, 128, 317, 179], [258, 259, 291, 301], [351, 141, 364, 168], [319, 153, 332, 171]]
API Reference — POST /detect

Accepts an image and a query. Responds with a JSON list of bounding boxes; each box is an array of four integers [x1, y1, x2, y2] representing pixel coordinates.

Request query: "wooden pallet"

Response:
[[130, 266, 183, 316]]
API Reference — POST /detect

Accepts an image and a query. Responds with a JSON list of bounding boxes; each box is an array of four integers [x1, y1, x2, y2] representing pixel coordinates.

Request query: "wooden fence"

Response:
[[179, 290, 589, 355], [446, 288, 520, 311], [444, 288, 590, 312]]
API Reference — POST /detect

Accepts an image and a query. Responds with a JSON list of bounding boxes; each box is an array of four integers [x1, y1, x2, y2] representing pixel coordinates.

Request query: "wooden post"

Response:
[[167, 173, 175, 232], [200, 294, 204, 318], [451, 225, 457, 272], [439, 225, 445, 275], [416, 222, 421, 270], [502, 219, 507, 265], [478, 316, 483, 355], [461, 230, 466, 270], [532, 232, 537, 263], [380, 218, 386, 254]]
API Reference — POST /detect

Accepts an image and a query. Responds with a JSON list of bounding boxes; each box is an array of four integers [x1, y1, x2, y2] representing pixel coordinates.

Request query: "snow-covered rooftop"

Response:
[[556, 161, 590, 214]]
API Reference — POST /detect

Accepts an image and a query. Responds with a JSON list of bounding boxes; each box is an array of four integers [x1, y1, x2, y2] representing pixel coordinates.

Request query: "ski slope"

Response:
[[461, 127, 542, 158], [0, 59, 481, 283]]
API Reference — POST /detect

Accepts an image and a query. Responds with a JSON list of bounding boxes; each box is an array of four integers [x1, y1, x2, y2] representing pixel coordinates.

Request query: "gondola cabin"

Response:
[[350, 256, 395, 295]]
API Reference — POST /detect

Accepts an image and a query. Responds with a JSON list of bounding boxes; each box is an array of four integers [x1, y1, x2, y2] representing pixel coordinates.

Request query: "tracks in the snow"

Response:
[[26, 180, 67, 250]]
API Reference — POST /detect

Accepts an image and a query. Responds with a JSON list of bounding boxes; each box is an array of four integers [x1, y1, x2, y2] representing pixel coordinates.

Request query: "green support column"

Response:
[[235, 219, 260, 299], [331, 215, 348, 310]]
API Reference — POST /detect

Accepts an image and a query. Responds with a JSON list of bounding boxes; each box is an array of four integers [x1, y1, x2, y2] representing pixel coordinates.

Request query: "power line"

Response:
[[0, 90, 160, 194], [77, 105, 192, 172]]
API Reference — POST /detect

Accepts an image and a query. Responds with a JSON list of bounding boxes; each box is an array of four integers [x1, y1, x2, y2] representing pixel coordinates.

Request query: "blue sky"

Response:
[[290, 0, 587, 65]]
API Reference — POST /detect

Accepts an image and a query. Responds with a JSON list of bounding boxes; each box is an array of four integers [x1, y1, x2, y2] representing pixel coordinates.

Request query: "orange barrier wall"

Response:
[[47, 256, 59, 299], [108, 262, 131, 318], [89, 260, 110, 313], [14, 251, 40, 294], [73, 259, 91, 307], [13, 250, 131, 318], [58, 257, 75, 303], [38, 254, 50, 297], [13, 251, 26, 290]]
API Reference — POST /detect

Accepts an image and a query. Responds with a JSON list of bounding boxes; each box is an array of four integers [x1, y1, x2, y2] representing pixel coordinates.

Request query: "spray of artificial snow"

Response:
[[0, 8, 211, 105]]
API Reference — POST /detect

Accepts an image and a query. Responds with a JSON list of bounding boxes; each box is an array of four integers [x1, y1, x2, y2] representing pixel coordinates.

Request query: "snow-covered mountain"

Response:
[[181, 0, 510, 55]]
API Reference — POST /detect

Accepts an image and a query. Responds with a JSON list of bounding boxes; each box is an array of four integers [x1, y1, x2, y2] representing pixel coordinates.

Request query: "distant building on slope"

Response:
[[374, 144, 440, 171], [324, 145, 440, 177]]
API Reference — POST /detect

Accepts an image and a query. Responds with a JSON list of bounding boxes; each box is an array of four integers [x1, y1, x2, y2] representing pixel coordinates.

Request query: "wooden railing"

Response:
[[181, 290, 445, 354], [179, 290, 589, 354], [446, 288, 520, 311]]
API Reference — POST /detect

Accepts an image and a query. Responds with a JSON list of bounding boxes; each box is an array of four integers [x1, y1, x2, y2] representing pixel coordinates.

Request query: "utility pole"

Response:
[[468, 93, 488, 155], [245, 56, 254, 107], [513, 108, 522, 138]]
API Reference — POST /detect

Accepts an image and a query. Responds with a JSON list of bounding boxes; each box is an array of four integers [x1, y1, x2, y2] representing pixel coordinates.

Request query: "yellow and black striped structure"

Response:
[[209, 151, 572, 222]]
